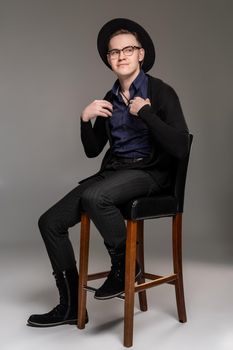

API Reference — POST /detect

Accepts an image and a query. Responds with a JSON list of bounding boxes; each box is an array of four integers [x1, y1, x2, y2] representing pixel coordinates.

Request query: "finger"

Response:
[[93, 100, 113, 111], [98, 111, 111, 118], [129, 107, 137, 116], [100, 107, 112, 116], [100, 100, 113, 110]]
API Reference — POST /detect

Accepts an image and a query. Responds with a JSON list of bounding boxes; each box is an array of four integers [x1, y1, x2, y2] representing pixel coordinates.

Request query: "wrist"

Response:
[[81, 113, 90, 122], [138, 104, 151, 117]]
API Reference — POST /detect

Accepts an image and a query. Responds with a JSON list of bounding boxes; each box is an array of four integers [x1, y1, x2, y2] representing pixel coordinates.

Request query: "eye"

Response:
[[123, 46, 134, 54], [111, 49, 119, 55], [108, 49, 120, 58]]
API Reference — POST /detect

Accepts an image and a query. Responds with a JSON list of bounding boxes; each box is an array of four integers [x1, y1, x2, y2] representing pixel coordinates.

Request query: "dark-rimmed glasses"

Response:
[[107, 46, 142, 59]]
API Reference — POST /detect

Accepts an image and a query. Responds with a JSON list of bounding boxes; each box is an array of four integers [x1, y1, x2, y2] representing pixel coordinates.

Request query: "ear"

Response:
[[138, 48, 145, 63]]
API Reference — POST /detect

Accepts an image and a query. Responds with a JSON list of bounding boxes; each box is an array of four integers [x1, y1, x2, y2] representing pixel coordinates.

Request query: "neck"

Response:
[[118, 68, 140, 93]]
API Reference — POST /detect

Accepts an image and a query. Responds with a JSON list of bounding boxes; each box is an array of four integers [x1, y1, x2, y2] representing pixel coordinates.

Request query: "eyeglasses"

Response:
[[107, 46, 142, 59]]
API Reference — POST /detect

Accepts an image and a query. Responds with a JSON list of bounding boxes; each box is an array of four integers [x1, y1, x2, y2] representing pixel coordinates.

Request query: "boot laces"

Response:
[[110, 261, 124, 281]]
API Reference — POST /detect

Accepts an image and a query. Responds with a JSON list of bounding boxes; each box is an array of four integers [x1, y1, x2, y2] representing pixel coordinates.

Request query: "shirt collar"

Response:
[[132, 69, 146, 92], [111, 70, 146, 96]]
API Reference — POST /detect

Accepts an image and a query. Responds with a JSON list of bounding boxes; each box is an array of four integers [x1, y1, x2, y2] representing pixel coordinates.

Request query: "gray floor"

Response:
[[1, 245, 233, 350]]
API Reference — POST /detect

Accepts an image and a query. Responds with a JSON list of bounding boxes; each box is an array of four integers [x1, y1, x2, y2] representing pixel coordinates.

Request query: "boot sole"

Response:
[[27, 317, 88, 328], [94, 268, 142, 300]]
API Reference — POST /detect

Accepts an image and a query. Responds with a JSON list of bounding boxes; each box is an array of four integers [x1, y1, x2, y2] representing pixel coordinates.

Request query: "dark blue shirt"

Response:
[[109, 70, 152, 158]]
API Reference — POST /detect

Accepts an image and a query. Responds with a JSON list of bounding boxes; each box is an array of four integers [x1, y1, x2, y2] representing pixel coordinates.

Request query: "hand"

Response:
[[129, 97, 151, 116], [81, 100, 113, 122]]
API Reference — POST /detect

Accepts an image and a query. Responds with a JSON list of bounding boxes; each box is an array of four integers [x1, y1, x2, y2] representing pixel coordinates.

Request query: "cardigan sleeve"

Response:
[[80, 115, 109, 158], [80, 91, 112, 158], [138, 84, 189, 158]]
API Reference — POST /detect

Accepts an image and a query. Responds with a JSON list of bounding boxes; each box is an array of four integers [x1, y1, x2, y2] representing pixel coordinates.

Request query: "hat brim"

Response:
[[97, 18, 155, 73]]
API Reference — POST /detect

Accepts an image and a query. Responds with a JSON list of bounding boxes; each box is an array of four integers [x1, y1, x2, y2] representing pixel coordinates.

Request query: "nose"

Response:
[[118, 50, 126, 60]]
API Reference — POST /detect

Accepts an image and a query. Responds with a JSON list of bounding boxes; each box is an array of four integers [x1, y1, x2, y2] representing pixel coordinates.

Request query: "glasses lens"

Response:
[[108, 46, 140, 59], [110, 50, 119, 57], [109, 49, 118, 58], [123, 46, 134, 56]]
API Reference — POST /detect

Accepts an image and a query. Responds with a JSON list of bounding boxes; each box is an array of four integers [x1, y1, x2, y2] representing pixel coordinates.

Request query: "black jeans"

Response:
[[38, 168, 160, 272]]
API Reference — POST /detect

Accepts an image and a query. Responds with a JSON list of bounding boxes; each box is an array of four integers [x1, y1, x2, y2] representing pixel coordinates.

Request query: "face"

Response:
[[107, 33, 145, 80]]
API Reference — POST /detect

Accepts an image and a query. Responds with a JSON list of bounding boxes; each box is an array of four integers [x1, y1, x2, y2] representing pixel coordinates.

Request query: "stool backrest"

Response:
[[172, 134, 193, 213]]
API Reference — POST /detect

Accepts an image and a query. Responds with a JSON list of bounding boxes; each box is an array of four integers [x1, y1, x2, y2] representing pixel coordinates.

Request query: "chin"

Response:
[[115, 67, 138, 77]]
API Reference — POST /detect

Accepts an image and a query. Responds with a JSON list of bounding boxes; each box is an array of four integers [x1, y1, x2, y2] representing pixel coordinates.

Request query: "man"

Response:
[[27, 18, 189, 328]]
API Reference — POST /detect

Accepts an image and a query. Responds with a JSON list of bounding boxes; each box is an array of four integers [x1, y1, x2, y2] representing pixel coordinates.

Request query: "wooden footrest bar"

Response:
[[87, 271, 110, 281], [83, 273, 177, 299], [135, 274, 177, 293], [143, 273, 176, 285]]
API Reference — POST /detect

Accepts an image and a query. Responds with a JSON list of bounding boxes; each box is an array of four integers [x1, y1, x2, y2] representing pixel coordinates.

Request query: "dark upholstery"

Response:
[[120, 134, 193, 220], [121, 195, 177, 220]]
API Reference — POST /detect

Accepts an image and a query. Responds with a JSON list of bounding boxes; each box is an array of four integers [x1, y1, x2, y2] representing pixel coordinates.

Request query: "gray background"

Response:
[[0, 0, 232, 264]]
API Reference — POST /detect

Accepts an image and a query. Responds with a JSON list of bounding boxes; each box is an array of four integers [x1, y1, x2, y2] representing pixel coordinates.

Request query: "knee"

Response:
[[38, 210, 55, 235], [38, 212, 48, 232]]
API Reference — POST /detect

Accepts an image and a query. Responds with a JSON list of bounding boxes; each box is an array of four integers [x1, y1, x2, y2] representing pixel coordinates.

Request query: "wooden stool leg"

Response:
[[124, 220, 137, 348], [78, 213, 90, 329], [172, 213, 187, 323], [136, 220, 148, 312]]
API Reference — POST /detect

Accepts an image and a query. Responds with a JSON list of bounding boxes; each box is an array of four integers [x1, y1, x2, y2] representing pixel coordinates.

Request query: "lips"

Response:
[[117, 64, 129, 67]]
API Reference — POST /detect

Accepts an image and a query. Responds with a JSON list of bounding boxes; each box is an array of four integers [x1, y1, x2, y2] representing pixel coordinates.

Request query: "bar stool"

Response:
[[77, 134, 193, 347]]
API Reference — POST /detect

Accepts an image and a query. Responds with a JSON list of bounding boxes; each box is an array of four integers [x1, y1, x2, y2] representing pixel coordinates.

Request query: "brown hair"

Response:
[[108, 29, 142, 47]]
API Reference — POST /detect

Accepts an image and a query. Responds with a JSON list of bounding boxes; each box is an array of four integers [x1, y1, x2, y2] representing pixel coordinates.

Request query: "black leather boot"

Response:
[[94, 244, 141, 300], [27, 268, 88, 327]]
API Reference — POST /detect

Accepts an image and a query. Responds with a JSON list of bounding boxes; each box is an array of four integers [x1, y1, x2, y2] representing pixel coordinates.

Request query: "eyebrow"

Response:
[[108, 43, 139, 50]]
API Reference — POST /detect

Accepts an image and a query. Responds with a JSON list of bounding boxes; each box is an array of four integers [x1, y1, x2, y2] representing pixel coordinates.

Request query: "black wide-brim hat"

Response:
[[97, 18, 155, 73]]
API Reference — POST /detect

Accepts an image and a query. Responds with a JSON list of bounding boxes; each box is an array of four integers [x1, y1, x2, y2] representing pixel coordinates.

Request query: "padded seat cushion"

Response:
[[120, 195, 178, 220]]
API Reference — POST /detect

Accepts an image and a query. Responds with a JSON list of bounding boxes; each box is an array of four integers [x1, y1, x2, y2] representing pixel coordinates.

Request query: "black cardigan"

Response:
[[80, 75, 189, 189]]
